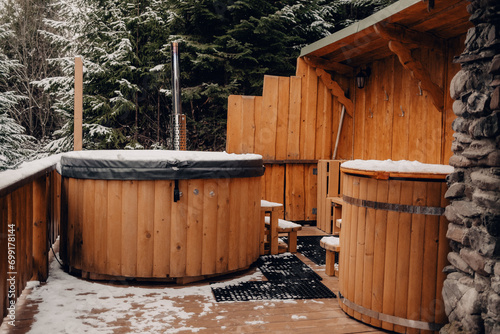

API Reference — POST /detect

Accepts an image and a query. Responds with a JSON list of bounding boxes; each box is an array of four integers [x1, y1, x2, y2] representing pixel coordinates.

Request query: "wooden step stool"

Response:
[[320, 236, 340, 277], [265, 217, 302, 253]]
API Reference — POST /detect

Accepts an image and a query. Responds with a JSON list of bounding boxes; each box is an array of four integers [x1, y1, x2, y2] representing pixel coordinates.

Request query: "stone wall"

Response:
[[443, 0, 500, 333]]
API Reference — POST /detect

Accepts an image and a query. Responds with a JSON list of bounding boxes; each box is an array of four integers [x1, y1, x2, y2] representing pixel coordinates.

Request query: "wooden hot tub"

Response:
[[58, 150, 264, 283], [338, 160, 452, 333]]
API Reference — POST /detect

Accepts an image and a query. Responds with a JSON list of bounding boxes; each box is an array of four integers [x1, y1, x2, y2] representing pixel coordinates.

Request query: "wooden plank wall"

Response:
[[352, 37, 464, 164], [227, 58, 352, 221], [0, 170, 61, 326]]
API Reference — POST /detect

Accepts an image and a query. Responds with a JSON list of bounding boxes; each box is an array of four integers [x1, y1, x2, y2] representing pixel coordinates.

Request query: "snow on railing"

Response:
[[0, 154, 63, 327], [0, 154, 62, 197]]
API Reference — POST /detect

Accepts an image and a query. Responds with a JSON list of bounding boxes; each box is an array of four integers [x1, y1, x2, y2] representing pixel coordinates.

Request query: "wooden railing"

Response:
[[0, 156, 61, 326]]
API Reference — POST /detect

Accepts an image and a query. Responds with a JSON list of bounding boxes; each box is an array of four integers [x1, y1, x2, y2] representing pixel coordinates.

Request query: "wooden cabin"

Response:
[[226, 0, 471, 223]]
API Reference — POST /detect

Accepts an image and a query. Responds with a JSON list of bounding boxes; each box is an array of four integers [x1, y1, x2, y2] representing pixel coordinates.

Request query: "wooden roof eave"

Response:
[[299, 0, 471, 69], [299, 0, 422, 59]]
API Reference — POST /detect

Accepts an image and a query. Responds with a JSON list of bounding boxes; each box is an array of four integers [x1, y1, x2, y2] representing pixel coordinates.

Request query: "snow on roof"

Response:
[[341, 159, 453, 175]]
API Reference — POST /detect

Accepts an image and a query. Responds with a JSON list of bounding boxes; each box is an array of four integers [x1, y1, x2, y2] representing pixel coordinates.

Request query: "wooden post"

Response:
[[32, 176, 48, 281], [74, 56, 83, 151]]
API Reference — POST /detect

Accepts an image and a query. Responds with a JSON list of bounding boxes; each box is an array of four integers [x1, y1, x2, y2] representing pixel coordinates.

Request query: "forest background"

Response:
[[0, 0, 395, 170]]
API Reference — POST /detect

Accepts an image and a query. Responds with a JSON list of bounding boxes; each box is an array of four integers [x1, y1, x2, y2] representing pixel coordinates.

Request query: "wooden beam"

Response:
[[262, 159, 318, 165], [374, 22, 443, 51], [303, 56, 354, 76], [32, 176, 49, 282], [388, 40, 444, 111], [315, 68, 354, 117], [74, 56, 83, 151]]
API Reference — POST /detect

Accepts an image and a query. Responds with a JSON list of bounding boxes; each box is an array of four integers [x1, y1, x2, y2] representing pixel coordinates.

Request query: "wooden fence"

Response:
[[0, 167, 61, 326], [227, 58, 352, 221], [227, 58, 352, 161]]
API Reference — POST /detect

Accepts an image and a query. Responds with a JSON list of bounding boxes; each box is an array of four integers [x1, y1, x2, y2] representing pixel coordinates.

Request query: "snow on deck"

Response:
[[20, 256, 265, 333], [0, 229, 382, 333]]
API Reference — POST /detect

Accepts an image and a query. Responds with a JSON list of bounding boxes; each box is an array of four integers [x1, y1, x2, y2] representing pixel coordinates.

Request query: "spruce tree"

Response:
[[0, 24, 34, 169], [35, 0, 398, 153], [41, 0, 174, 150], [0, 0, 61, 141]]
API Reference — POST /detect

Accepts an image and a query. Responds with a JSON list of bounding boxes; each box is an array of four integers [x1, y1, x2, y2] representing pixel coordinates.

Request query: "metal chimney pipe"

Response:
[[171, 42, 186, 150], [171, 42, 181, 117]]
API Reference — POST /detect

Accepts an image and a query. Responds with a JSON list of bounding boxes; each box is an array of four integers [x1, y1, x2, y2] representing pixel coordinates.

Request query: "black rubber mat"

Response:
[[212, 279, 336, 302], [211, 254, 336, 302], [255, 253, 323, 281], [281, 235, 333, 265]]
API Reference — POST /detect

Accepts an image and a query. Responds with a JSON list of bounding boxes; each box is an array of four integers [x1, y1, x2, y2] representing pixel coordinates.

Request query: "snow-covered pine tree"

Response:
[[215, 0, 301, 95], [40, 0, 174, 150], [33, 0, 91, 154], [37, 0, 398, 152], [0, 24, 35, 169], [163, 0, 396, 151], [0, 0, 61, 142], [76, 0, 141, 149], [0, 112, 34, 170], [164, 0, 240, 150]]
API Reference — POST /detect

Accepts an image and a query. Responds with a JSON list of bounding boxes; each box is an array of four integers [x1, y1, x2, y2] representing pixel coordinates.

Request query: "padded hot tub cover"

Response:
[[58, 150, 265, 180]]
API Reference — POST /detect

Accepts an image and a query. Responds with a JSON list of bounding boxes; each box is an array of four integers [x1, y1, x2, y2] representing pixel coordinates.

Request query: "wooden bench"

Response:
[[320, 236, 340, 277], [265, 217, 302, 253], [261, 200, 284, 255]]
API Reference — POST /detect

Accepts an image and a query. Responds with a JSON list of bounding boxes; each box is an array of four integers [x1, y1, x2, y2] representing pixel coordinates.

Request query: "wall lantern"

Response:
[[356, 67, 371, 89]]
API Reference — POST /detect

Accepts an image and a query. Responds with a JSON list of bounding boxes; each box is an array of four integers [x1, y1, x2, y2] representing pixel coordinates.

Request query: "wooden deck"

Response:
[[1, 227, 388, 334]]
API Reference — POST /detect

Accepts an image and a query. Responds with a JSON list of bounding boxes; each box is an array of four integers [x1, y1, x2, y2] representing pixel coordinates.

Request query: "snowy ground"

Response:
[[3, 255, 270, 334], [1, 244, 372, 334], [0, 225, 355, 334]]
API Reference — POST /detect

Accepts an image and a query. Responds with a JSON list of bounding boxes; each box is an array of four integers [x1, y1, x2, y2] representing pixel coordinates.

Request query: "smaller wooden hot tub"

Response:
[[338, 160, 453, 333], [58, 150, 264, 283]]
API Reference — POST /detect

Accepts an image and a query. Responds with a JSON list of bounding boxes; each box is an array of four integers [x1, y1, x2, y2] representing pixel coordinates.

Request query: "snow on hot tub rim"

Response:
[[59, 149, 263, 162], [340, 159, 453, 176]]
